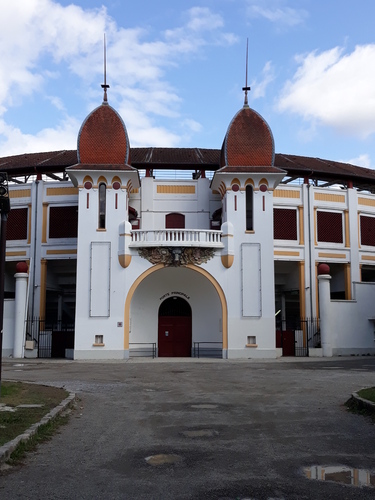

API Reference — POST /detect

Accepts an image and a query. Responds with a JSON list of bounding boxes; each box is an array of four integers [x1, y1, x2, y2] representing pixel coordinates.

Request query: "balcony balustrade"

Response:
[[129, 229, 223, 248]]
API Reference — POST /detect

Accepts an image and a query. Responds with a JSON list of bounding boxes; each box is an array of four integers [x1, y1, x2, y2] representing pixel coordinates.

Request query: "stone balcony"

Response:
[[129, 229, 223, 248]]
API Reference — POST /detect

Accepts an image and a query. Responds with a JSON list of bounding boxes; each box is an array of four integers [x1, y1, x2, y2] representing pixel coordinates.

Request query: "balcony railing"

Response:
[[130, 229, 223, 248]]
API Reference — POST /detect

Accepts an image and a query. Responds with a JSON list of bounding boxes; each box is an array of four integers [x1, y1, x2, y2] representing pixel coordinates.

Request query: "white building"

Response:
[[2, 88, 375, 359]]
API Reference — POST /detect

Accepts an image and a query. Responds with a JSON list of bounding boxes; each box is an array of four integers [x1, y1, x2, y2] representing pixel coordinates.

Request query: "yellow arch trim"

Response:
[[123, 264, 228, 351], [245, 178, 254, 187]]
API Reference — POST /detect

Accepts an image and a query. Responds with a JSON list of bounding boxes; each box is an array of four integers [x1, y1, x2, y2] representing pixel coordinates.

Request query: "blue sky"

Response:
[[1, 0, 375, 170]]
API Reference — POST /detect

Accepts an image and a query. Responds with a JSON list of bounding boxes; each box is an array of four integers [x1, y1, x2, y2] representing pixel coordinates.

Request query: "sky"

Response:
[[1, 0, 375, 170]]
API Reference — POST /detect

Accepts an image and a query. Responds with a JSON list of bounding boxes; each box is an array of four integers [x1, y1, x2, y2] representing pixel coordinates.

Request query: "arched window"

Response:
[[246, 185, 253, 231], [98, 183, 106, 229]]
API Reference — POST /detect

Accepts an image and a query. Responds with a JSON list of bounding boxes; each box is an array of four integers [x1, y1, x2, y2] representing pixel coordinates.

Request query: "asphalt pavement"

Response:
[[0, 356, 375, 499]]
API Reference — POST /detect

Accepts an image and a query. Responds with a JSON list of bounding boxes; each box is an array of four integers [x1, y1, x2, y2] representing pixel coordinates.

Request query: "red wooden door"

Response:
[[158, 297, 192, 357], [166, 213, 185, 229], [281, 329, 295, 356], [158, 316, 192, 357]]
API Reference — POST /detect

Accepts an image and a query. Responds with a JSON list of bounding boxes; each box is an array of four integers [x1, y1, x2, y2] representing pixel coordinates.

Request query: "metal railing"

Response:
[[130, 229, 223, 248], [193, 341, 223, 359], [129, 342, 157, 358], [25, 318, 74, 358]]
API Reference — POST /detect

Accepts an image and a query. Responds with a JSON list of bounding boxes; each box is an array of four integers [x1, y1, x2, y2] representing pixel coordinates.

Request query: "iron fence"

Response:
[[193, 341, 223, 359], [129, 343, 157, 358], [25, 318, 74, 358]]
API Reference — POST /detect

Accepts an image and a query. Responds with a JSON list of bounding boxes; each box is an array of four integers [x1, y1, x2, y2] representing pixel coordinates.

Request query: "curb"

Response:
[[0, 392, 76, 464], [350, 391, 375, 414]]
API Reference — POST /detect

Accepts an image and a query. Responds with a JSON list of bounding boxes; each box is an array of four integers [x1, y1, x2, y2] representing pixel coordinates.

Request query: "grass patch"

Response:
[[358, 387, 375, 403], [6, 413, 70, 465], [0, 381, 68, 446]]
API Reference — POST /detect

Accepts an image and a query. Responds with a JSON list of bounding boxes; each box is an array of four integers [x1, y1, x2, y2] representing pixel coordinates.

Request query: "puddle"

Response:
[[191, 404, 218, 409], [145, 454, 183, 466], [182, 429, 219, 438], [304, 465, 375, 488]]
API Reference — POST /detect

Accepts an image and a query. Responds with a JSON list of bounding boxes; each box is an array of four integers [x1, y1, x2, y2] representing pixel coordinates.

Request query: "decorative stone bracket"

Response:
[[138, 247, 215, 266]]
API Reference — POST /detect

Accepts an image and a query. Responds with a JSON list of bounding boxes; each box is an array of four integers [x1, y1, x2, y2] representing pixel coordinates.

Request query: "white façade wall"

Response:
[[320, 279, 375, 355]]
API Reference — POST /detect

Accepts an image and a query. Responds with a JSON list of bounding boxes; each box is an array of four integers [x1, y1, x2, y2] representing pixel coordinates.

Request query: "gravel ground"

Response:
[[0, 356, 375, 499]]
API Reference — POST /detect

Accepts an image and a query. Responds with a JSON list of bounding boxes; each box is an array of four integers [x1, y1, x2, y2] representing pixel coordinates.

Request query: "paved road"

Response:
[[1, 357, 375, 499]]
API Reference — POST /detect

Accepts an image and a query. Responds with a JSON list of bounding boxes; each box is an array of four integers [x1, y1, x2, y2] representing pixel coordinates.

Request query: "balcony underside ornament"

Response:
[[138, 247, 215, 266]]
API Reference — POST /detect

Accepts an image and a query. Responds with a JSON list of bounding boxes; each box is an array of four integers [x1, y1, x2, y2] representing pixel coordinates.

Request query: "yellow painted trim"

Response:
[[156, 185, 195, 194], [123, 264, 228, 351], [273, 189, 300, 199], [314, 192, 345, 203], [111, 175, 122, 185], [318, 252, 346, 259], [39, 259, 47, 321], [221, 234, 234, 238], [344, 210, 350, 247], [97, 176, 108, 186], [245, 344, 258, 348], [212, 190, 219, 195], [96, 228, 107, 232], [344, 263, 351, 300], [27, 204, 32, 244], [130, 188, 139, 194], [9, 189, 31, 199], [221, 255, 234, 268], [298, 206, 304, 245], [42, 203, 48, 243], [361, 255, 375, 261], [231, 178, 241, 186], [46, 187, 78, 196], [245, 230, 255, 234], [274, 251, 300, 257], [83, 175, 93, 185], [358, 197, 375, 207], [259, 178, 269, 187], [6, 251, 27, 257], [245, 178, 254, 187], [118, 254, 132, 268], [92, 343, 105, 347], [46, 249, 77, 255]]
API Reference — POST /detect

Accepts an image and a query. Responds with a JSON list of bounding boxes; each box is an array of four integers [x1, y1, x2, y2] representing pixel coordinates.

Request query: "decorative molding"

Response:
[[10, 189, 31, 199], [138, 247, 215, 266], [314, 192, 345, 203], [358, 197, 375, 207], [157, 185, 195, 194], [273, 189, 300, 199], [46, 187, 78, 196], [318, 252, 346, 259]]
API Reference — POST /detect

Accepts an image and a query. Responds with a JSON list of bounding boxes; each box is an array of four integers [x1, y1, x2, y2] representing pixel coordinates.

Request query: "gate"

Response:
[[25, 318, 74, 358], [276, 318, 320, 357]]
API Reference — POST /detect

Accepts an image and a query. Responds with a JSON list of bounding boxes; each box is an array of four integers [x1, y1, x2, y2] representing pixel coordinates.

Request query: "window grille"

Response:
[[49, 206, 78, 239], [317, 211, 343, 243], [6, 207, 28, 240], [274, 208, 297, 240], [360, 215, 375, 246]]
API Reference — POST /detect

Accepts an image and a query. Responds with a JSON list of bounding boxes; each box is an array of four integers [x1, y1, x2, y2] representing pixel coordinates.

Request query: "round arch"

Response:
[[123, 264, 228, 352]]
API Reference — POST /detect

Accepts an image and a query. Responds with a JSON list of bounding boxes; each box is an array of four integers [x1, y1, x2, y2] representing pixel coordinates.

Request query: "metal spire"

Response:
[[242, 38, 251, 107], [101, 33, 110, 104]]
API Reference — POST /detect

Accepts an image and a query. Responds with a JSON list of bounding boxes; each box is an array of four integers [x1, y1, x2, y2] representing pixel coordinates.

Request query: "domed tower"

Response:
[[211, 61, 285, 359], [68, 70, 140, 359]]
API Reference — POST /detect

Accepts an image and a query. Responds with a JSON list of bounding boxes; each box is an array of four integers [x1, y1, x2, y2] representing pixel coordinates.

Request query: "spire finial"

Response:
[[242, 38, 250, 107], [101, 33, 110, 104]]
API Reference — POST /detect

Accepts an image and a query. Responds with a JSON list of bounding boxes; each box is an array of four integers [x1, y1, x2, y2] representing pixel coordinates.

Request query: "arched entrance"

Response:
[[158, 297, 192, 357]]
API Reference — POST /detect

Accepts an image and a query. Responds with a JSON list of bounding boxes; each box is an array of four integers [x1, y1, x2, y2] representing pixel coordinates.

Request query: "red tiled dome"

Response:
[[222, 106, 274, 167], [77, 104, 130, 164]]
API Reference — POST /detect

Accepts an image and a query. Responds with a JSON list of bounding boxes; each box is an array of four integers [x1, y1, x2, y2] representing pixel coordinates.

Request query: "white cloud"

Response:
[[251, 61, 275, 99], [277, 45, 375, 139], [0, 116, 80, 156], [246, 0, 308, 27], [344, 154, 373, 170], [0, 1, 237, 155]]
